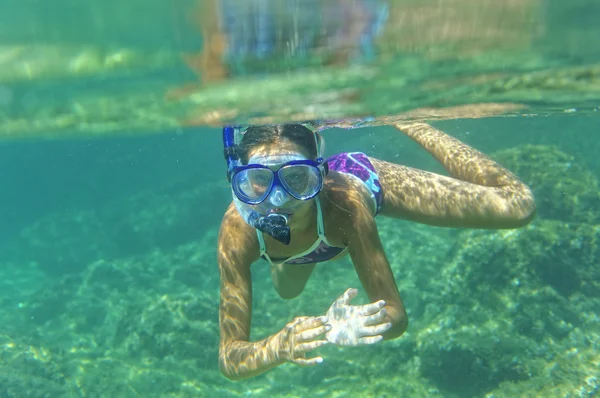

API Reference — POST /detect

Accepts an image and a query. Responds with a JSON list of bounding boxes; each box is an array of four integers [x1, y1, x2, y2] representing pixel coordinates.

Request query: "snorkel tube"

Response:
[[223, 126, 239, 182], [223, 126, 292, 245]]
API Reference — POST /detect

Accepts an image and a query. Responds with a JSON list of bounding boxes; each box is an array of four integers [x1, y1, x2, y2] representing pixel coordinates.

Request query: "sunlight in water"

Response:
[[0, 1, 599, 397]]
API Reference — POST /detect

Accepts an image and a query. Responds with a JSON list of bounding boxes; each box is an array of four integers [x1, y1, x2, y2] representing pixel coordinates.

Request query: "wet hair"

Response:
[[237, 124, 322, 164]]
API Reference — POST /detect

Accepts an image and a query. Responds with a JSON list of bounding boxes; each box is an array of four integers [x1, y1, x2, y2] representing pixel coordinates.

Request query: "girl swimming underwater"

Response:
[[217, 123, 535, 380]]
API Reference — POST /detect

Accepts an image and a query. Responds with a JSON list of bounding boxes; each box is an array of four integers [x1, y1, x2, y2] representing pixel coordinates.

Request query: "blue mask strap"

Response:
[[314, 130, 322, 158], [223, 126, 240, 182]]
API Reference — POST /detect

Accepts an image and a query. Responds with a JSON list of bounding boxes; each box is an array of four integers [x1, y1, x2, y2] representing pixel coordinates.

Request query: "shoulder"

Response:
[[322, 171, 377, 217], [218, 203, 260, 267], [321, 172, 377, 244]]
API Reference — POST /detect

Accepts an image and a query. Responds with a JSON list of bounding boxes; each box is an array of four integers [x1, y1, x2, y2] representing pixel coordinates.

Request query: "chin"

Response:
[[289, 202, 316, 219]]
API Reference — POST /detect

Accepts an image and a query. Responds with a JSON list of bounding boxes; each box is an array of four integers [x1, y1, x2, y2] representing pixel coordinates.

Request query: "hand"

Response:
[[279, 316, 331, 366], [325, 288, 392, 346]]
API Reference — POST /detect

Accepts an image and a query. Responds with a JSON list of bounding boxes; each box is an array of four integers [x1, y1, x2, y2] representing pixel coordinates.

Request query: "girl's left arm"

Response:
[[345, 198, 408, 340]]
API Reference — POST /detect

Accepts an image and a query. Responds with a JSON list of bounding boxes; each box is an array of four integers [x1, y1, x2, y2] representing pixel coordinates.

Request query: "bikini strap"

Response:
[[316, 194, 340, 249], [256, 229, 272, 264], [316, 196, 326, 238]]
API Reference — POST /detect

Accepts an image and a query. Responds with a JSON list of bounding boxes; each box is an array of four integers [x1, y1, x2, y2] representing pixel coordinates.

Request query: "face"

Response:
[[245, 141, 316, 222]]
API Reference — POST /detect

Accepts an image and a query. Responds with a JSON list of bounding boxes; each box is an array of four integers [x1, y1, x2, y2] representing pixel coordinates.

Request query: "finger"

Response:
[[357, 335, 384, 345], [296, 339, 329, 353], [335, 288, 358, 306], [360, 300, 386, 316], [362, 322, 392, 336], [292, 316, 311, 324], [292, 356, 324, 366], [297, 325, 331, 343], [363, 308, 387, 326]]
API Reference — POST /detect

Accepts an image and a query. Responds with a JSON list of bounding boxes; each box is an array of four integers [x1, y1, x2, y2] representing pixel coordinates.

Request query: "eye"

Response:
[[248, 169, 272, 186], [254, 173, 270, 184], [281, 165, 313, 192], [287, 169, 308, 181]]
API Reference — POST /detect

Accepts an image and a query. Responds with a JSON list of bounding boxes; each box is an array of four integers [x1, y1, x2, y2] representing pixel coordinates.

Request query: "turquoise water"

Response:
[[1, 1, 599, 397]]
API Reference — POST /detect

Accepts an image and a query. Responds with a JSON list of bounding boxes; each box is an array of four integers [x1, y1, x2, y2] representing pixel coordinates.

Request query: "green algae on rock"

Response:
[[492, 144, 600, 225], [5, 181, 230, 276], [415, 219, 600, 396]]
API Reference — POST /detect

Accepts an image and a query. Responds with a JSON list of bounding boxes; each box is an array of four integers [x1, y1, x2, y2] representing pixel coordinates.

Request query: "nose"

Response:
[[268, 186, 289, 207]]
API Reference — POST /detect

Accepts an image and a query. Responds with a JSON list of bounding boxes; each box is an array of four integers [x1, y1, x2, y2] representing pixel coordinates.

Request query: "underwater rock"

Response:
[[0, 336, 70, 397], [414, 219, 600, 396], [445, 220, 599, 300], [4, 238, 223, 396], [490, 326, 600, 397], [8, 181, 230, 276], [492, 144, 600, 224], [15, 210, 118, 276], [417, 323, 529, 396]]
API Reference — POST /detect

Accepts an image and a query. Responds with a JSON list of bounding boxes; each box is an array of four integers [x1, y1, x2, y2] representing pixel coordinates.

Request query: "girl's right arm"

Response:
[[217, 204, 329, 380]]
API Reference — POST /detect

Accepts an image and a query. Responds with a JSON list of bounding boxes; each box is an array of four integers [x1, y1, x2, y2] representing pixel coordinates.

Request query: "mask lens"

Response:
[[233, 168, 273, 203], [279, 165, 321, 199]]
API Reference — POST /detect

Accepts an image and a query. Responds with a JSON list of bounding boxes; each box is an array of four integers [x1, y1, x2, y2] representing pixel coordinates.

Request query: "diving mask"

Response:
[[231, 154, 326, 206]]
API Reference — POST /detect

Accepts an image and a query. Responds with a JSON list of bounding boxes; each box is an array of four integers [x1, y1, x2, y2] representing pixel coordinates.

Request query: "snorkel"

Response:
[[223, 126, 292, 245], [248, 212, 290, 244]]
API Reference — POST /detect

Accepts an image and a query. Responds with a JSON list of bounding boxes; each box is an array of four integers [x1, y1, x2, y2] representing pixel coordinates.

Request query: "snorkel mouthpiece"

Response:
[[248, 212, 291, 245]]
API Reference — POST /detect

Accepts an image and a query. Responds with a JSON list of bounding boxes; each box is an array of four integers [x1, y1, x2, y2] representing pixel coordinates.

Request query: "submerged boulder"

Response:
[[2, 237, 222, 397], [493, 144, 600, 224], [415, 218, 599, 396], [3, 181, 230, 276]]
